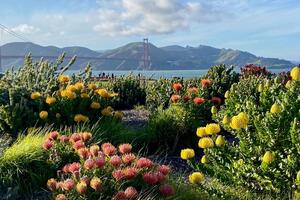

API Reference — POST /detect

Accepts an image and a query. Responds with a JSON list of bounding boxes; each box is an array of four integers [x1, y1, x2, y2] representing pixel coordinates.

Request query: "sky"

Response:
[[0, 0, 299, 60]]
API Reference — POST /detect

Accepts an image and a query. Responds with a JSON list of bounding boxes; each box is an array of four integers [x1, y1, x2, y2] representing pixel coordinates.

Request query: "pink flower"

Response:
[[84, 159, 95, 170], [70, 133, 81, 143], [42, 139, 53, 150], [143, 172, 158, 185], [80, 176, 91, 185], [62, 164, 70, 173], [110, 155, 122, 167], [118, 143, 132, 154], [112, 169, 125, 181], [112, 191, 127, 200], [101, 143, 117, 156], [55, 194, 67, 200], [122, 153, 136, 164], [123, 167, 138, 180], [124, 186, 138, 199], [62, 179, 75, 191], [81, 132, 92, 142], [49, 131, 59, 140], [73, 140, 85, 150], [159, 184, 174, 197], [90, 144, 100, 157], [157, 165, 170, 175], [60, 135, 69, 143], [136, 157, 153, 168], [77, 148, 90, 159], [94, 157, 105, 168], [68, 162, 81, 174], [156, 172, 166, 183]]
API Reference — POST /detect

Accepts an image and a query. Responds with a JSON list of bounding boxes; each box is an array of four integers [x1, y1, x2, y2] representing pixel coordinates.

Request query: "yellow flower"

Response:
[[106, 106, 114, 112], [215, 135, 225, 146], [74, 114, 89, 123], [291, 66, 300, 81], [285, 80, 292, 89], [196, 127, 207, 137], [211, 106, 217, 114], [270, 103, 282, 114], [97, 89, 110, 98], [31, 92, 41, 100], [180, 148, 195, 160], [66, 85, 77, 92], [224, 91, 230, 98], [189, 172, 205, 184], [109, 92, 119, 97], [46, 96, 56, 105], [258, 83, 263, 92], [114, 111, 124, 120], [205, 123, 221, 135], [101, 108, 112, 116], [90, 102, 101, 109], [222, 115, 231, 125], [230, 112, 249, 130], [297, 171, 300, 181], [88, 83, 97, 90], [61, 89, 76, 100], [58, 75, 70, 83], [201, 155, 209, 164], [198, 137, 214, 149], [74, 82, 84, 91], [262, 151, 274, 164], [39, 111, 48, 119], [80, 93, 89, 98]]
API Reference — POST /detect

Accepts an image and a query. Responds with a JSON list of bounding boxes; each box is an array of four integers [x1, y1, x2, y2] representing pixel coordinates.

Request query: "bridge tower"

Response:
[[143, 38, 150, 70]]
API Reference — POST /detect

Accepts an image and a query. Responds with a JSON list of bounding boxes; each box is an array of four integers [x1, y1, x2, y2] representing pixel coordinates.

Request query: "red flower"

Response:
[[68, 162, 81, 174], [62, 179, 75, 191], [193, 97, 205, 105], [159, 184, 174, 197], [94, 157, 106, 168], [136, 157, 153, 168], [173, 83, 182, 91], [110, 155, 122, 167], [62, 164, 70, 173], [118, 143, 132, 154], [49, 131, 59, 140], [183, 96, 191, 102], [171, 95, 181, 103], [143, 172, 158, 185], [112, 169, 125, 181], [157, 165, 170, 175], [156, 172, 166, 183], [112, 191, 127, 200], [73, 140, 85, 150], [122, 153, 136, 164], [70, 133, 81, 143], [211, 97, 222, 105], [124, 187, 138, 199], [123, 167, 138, 179], [188, 87, 198, 94], [201, 79, 212, 88], [42, 139, 53, 150]]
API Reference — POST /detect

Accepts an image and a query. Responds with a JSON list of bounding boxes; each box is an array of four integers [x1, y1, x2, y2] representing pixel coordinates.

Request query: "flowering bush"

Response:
[[240, 64, 272, 78], [43, 131, 174, 199], [180, 66, 300, 199]]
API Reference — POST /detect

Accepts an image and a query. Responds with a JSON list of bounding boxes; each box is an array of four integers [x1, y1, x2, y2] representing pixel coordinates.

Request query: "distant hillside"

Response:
[[0, 42, 293, 71]]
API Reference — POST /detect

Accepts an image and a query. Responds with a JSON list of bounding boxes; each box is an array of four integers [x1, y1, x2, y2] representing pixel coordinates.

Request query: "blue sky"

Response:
[[0, 0, 299, 60]]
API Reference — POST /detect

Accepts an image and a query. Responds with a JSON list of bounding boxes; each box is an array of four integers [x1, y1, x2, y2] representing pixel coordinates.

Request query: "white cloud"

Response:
[[93, 0, 237, 36], [11, 24, 40, 34]]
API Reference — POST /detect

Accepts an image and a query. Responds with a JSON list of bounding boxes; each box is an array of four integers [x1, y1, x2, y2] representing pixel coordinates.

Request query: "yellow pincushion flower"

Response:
[[285, 80, 292, 89], [270, 103, 282, 114], [97, 89, 110, 98], [109, 92, 119, 97], [291, 66, 300, 81], [222, 115, 231, 125], [39, 111, 48, 119], [101, 108, 113, 116], [180, 148, 195, 160], [74, 82, 84, 91], [201, 155, 209, 164], [66, 85, 77, 92], [205, 123, 221, 135], [198, 137, 214, 149], [238, 112, 249, 124], [90, 102, 101, 109], [61, 90, 76, 100], [88, 83, 97, 90], [230, 112, 249, 130], [80, 93, 89, 98], [74, 114, 89, 123], [31, 92, 41, 100], [262, 151, 274, 164], [215, 135, 225, 146], [196, 127, 207, 137], [46, 96, 56, 105], [189, 172, 205, 184], [211, 106, 217, 114], [58, 75, 70, 83], [224, 91, 230, 98], [114, 111, 124, 120]]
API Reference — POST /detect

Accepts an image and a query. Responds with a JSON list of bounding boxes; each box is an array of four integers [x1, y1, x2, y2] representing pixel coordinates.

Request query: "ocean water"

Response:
[[66, 67, 292, 79]]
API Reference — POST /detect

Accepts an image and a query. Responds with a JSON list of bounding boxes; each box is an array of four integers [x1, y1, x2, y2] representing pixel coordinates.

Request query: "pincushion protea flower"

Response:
[[122, 153, 136, 164], [42, 139, 53, 150], [84, 159, 95, 170], [143, 172, 158, 185], [47, 178, 57, 191], [76, 182, 87, 194], [124, 186, 138, 199], [55, 194, 67, 200], [110, 155, 122, 167], [136, 157, 153, 168], [159, 184, 174, 197], [157, 165, 170, 175], [94, 157, 106, 168], [193, 97, 205, 105], [118, 143, 132, 154], [90, 177, 102, 191], [171, 94, 181, 103], [189, 172, 205, 184], [201, 79, 212, 87], [173, 83, 183, 91]]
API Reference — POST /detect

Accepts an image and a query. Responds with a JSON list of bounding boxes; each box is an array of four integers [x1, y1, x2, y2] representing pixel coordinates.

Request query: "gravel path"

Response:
[[121, 109, 150, 129]]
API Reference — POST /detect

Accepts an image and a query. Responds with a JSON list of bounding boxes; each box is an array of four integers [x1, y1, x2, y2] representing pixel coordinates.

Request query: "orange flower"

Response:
[[172, 83, 182, 91], [193, 97, 205, 105], [171, 94, 181, 103], [201, 79, 212, 88], [188, 87, 198, 94]]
